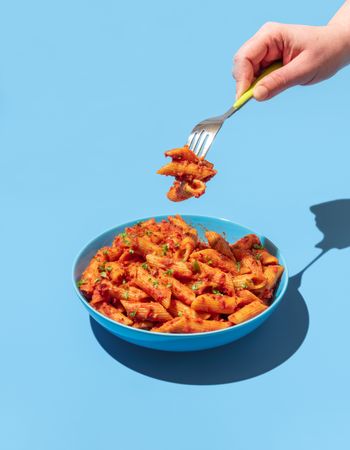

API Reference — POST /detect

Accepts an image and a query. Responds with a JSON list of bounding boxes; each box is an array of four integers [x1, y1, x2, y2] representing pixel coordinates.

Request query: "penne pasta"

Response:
[[263, 265, 284, 290], [232, 273, 266, 291], [191, 294, 238, 314], [196, 261, 235, 296], [190, 248, 238, 275], [146, 254, 193, 279], [96, 302, 133, 326], [228, 301, 267, 325], [77, 216, 284, 333], [157, 147, 217, 201], [205, 231, 236, 260], [132, 266, 172, 309], [168, 299, 209, 319], [121, 301, 172, 323], [153, 316, 231, 333]]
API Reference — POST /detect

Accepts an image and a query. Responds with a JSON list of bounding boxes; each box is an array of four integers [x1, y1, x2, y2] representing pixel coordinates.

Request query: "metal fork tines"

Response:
[[187, 106, 236, 159]]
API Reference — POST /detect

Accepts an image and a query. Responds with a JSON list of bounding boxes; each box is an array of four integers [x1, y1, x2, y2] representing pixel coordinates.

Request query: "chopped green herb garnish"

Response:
[[241, 282, 248, 289], [141, 262, 149, 270], [166, 283, 172, 288], [103, 250, 109, 256], [165, 269, 174, 276], [162, 244, 169, 255], [212, 289, 223, 295], [178, 311, 183, 317], [100, 271, 107, 278], [145, 230, 153, 236], [255, 253, 262, 260], [192, 260, 200, 273], [129, 310, 137, 317], [106, 266, 112, 272], [98, 264, 105, 272], [120, 232, 131, 246], [129, 249, 135, 254], [152, 280, 159, 288], [122, 291, 129, 299], [174, 242, 180, 248], [77, 279, 87, 287], [236, 261, 241, 271], [207, 259, 213, 265], [191, 282, 202, 291], [253, 243, 264, 250], [94, 278, 101, 284]]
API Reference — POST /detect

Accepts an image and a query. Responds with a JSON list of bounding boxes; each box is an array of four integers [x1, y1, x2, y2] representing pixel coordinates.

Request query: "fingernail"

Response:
[[254, 85, 268, 101]]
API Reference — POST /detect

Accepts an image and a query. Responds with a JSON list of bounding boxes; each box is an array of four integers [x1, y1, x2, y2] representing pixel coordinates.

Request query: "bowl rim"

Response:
[[72, 214, 289, 338]]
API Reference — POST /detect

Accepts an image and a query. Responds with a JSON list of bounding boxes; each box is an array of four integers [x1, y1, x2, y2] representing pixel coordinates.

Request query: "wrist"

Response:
[[325, 22, 350, 66]]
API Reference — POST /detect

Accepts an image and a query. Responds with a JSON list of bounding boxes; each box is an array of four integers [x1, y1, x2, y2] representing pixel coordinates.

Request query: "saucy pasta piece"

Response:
[[157, 145, 217, 202], [153, 316, 231, 333]]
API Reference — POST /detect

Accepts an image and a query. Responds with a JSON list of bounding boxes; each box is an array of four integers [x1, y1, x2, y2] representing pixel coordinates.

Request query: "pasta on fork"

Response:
[[157, 146, 217, 202], [77, 215, 284, 334]]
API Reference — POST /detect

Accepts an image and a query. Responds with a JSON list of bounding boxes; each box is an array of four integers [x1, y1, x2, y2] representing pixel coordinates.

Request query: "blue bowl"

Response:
[[72, 215, 289, 352]]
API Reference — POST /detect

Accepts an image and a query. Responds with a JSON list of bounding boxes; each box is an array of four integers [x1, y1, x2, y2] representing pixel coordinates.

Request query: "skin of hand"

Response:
[[233, 10, 350, 101]]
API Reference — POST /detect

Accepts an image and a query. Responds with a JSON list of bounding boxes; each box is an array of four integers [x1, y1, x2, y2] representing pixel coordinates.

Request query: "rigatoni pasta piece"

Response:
[[190, 248, 238, 275], [232, 273, 266, 291], [228, 301, 267, 324], [96, 302, 133, 326], [230, 234, 261, 259], [236, 289, 264, 307], [97, 280, 150, 303], [168, 214, 198, 239], [78, 259, 101, 298], [168, 299, 208, 319], [132, 266, 172, 309], [158, 147, 217, 202], [263, 265, 284, 290], [240, 253, 263, 276], [103, 262, 125, 284], [153, 316, 231, 333], [197, 261, 235, 296], [163, 146, 199, 162], [145, 254, 193, 279], [162, 275, 196, 305], [253, 249, 278, 265], [191, 293, 238, 314], [132, 321, 154, 330], [134, 236, 162, 257], [121, 301, 172, 322], [96, 246, 123, 262], [175, 235, 197, 261], [205, 231, 236, 260]]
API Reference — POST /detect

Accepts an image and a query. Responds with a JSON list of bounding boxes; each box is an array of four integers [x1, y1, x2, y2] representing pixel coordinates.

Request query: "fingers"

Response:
[[253, 52, 312, 100], [233, 57, 254, 99], [233, 22, 282, 99]]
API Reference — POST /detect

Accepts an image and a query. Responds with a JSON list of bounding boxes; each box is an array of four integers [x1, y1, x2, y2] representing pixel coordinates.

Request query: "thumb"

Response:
[[253, 53, 310, 101]]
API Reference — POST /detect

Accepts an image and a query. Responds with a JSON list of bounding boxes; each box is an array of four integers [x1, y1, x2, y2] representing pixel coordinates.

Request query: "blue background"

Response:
[[1, 0, 349, 449]]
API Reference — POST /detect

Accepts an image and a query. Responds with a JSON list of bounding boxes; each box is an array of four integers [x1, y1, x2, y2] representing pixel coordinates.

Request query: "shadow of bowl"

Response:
[[90, 273, 308, 384]]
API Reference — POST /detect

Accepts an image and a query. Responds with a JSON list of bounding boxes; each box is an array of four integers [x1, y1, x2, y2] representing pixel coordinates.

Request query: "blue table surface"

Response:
[[1, 1, 349, 449]]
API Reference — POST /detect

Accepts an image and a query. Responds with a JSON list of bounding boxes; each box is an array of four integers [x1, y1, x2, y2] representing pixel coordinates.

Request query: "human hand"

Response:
[[233, 21, 350, 101]]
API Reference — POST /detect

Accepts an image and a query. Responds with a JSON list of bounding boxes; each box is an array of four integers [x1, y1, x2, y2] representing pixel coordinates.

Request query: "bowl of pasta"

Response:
[[73, 215, 288, 351]]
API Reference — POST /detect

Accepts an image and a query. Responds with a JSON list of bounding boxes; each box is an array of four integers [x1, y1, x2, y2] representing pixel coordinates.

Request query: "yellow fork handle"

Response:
[[233, 61, 283, 109]]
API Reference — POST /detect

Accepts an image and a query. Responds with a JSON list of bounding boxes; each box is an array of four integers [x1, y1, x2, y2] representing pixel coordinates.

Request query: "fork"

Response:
[[187, 61, 282, 159]]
